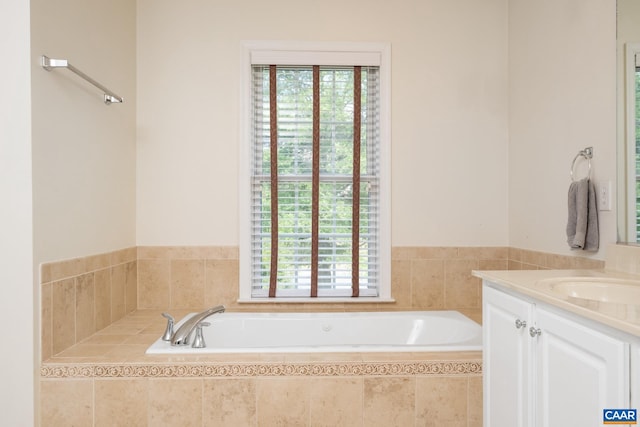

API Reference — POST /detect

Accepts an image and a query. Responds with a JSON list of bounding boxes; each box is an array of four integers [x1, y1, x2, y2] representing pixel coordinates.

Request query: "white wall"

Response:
[[28, 2, 136, 421], [136, 0, 510, 247], [31, 0, 137, 265], [508, 0, 617, 258], [0, 0, 34, 424]]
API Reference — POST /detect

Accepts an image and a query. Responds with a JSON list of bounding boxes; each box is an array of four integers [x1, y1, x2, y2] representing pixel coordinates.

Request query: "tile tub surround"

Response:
[[41, 245, 604, 360], [41, 247, 137, 361], [136, 245, 603, 313], [41, 375, 483, 427], [39, 246, 605, 426], [41, 310, 483, 427]]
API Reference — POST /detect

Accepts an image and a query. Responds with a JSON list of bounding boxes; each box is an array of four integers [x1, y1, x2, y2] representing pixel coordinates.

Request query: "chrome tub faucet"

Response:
[[163, 305, 225, 346]]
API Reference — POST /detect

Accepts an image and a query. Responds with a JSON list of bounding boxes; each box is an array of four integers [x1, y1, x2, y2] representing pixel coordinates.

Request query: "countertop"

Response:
[[473, 268, 640, 337]]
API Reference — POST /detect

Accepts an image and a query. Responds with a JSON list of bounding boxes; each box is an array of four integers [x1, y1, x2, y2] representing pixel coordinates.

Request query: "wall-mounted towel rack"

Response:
[[41, 55, 123, 105], [570, 146, 593, 182]]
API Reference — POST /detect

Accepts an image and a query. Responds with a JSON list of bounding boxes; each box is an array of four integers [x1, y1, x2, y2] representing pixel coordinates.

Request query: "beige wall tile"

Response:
[[363, 377, 415, 426], [137, 246, 172, 259], [95, 379, 148, 427], [310, 377, 363, 427], [444, 259, 480, 309], [414, 247, 459, 260], [545, 253, 577, 269], [94, 268, 112, 331], [171, 259, 205, 309], [148, 378, 202, 426], [391, 246, 412, 260], [392, 247, 457, 260], [301, 302, 347, 312], [125, 261, 138, 314], [41, 379, 93, 427], [457, 246, 508, 260], [138, 245, 238, 260], [203, 378, 256, 427], [166, 246, 203, 259], [41, 283, 53, 361], [75, 273, 95, 342], [468, 375, 483, 425], [508, 247, 523, 262], [41, 263, 52, 284], [205, 259, 239, 308], [458, 308, 482, 324], [201, 246, 239, 260], [39, 244, 609, 366], [507, 260, 523, 270], [411, 259, 444, 309], [52, 278, 76, 355], [391, 259, 411, 308], [522, 263, 542, 270], [257, 378, 310, 426], [85, 252, 111, 272], [112, 246, 137, 265], [138, 259, 170, 309], [111, 264, 127, 321], [520, 249, 547, 267], [478, 259, 508, 270], [416, 376, 468, 426], [49, 257, 86, 282], [575, 256, 605, 269]]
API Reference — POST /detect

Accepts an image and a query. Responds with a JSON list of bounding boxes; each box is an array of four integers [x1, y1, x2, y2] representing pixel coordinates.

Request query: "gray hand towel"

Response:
[[566, 178, 599, 251]]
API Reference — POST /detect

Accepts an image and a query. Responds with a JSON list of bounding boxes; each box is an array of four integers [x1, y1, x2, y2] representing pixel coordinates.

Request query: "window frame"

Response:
[[239, 41, 392, 302], [625, 43, 640, 243]]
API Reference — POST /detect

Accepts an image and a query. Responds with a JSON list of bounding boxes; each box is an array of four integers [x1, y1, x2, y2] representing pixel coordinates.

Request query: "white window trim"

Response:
[[238, 40, 392, 302]]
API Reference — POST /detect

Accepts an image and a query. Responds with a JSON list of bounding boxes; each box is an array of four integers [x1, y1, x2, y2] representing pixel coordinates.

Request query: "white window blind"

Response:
[[250, 65, 381, 298]]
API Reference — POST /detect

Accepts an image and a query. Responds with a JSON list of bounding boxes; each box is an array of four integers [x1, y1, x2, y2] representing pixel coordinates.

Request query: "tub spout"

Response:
[[170, 305, 225, 346]]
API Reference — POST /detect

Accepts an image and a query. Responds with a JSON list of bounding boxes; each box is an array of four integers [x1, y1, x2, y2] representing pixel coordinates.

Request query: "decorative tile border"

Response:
[[41, 360, 482, 379]]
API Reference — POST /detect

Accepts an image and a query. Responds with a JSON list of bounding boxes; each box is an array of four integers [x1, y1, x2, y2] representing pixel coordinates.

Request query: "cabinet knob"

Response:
[[529, 326, 542, 338], [515, 319, 527, 329]]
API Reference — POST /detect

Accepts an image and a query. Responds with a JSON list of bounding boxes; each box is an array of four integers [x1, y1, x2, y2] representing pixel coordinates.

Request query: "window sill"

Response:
[[236, 297, 396, 304]]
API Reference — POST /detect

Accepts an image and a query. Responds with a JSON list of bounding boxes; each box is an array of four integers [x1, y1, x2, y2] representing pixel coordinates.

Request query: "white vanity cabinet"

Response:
[[632, 343, 640, 410], [483, 285, 534, 426], [483, 283, 631, 427]]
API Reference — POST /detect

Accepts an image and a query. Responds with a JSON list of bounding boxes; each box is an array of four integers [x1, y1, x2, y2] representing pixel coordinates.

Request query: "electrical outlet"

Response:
[[598, 180, 612, 211]]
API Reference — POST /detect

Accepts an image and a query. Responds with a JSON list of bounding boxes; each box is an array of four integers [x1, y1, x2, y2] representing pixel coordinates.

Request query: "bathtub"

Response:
[[146, 310, 482, 354]]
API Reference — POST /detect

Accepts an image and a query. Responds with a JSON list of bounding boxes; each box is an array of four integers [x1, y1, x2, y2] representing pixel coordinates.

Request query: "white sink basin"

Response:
[[536, 277, 640, 305]]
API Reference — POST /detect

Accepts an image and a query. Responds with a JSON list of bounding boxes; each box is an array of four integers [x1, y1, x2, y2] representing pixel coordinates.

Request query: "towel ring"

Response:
[[570, 147, 593, 182]]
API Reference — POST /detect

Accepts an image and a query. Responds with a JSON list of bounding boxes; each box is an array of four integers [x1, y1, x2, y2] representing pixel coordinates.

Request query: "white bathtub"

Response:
[[146, 310, 482, 354]]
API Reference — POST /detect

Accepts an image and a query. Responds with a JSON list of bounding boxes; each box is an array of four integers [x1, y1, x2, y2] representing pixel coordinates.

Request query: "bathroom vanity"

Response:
[[474, 269, 640, 427]]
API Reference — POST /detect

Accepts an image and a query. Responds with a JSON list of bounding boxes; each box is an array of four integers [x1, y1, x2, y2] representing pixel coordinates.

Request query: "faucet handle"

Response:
[[161, 312, 175, 341], [192, 321, 211, 349]]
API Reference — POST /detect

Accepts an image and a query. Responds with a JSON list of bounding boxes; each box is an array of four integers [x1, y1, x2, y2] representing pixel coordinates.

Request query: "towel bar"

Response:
[[41, 55, 123, 105], [570, 147, 592, 182]]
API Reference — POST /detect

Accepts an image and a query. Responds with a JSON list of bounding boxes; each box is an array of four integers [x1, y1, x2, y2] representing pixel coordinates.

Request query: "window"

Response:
[[239, 42, 391, 301]]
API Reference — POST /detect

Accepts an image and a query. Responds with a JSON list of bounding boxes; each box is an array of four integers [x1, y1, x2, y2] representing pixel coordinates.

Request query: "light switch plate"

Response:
[[598, 180, 612, 211]]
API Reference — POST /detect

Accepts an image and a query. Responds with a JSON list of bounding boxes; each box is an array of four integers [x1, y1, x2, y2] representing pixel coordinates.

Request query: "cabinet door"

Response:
[[632, 343, 640, 411], [535, 307, 629, 427], [483, 284, 535, 427]]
